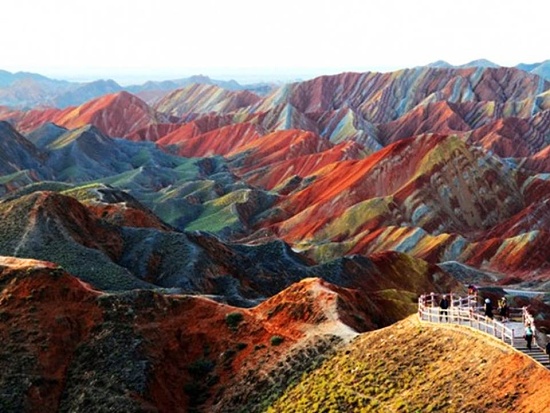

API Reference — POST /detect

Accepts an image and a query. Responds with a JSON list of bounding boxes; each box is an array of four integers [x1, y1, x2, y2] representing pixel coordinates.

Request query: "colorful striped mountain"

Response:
[[1, 64, 550, 411], [1, 66, 548, 287]]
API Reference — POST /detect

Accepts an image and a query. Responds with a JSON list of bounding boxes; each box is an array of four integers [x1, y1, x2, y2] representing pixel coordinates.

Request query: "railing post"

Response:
[[449, 292, 454, 322], [418, 292, 518, 347], [431, 292, 436, 322]]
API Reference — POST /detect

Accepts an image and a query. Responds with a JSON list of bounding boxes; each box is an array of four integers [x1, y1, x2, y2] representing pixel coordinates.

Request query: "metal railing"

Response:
[[418, 293, 516, 345]]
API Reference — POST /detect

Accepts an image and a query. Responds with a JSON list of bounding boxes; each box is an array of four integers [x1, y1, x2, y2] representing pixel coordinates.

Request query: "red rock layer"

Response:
[[0, 92, 163, 139], [265, 133, 524, 244], [127, 123, 182, 142], [27, 191, 124, 261], [230, 129, 333, 169], [377, 101, 472, 145], [156, 114, 236, 146], [239, 140, 365, 191], [0, 257, 103, 412], [173, 122, 262, 158]]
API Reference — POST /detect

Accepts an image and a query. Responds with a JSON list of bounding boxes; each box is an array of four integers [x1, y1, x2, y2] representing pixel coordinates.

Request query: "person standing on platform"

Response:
[[498, 297, 509, 322], [484, 298, 493, 319], [525, 323, 534, 350], [439, 295, 450, 322]]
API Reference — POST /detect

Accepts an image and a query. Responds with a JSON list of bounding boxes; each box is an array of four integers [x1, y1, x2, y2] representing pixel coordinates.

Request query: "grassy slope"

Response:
[[268, 315, 550, 413], [0, 192, 152, 291]]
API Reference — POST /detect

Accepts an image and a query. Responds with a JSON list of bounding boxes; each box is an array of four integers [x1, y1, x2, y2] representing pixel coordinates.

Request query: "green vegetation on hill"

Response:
[[27, 235, 149, 291], [267, 316, 545, 413], [1, 181, 74, 200], [185, 191, 247, 233], [0, 195, 35, 252], [0, 170, 37, 187], [0, 192, 152, 291], [61, 183, 106, 202]]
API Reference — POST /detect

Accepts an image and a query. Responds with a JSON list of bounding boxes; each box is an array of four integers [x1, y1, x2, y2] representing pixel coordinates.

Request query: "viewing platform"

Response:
[[418, 292, 549, 369]]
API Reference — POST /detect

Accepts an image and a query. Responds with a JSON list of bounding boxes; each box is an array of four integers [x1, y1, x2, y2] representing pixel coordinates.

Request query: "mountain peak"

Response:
[[426, 60, 452, 68], [461, 58, 499, 68]]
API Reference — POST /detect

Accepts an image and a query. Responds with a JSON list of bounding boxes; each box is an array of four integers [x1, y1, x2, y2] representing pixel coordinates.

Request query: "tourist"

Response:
[[484, 298, 493, 319], [525, 323, 534, 350], [498, 297, 509, 322], [439, 295, 450, 322]]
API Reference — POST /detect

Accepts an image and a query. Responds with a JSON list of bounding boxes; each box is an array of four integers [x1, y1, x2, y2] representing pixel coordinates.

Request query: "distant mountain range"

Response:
[[426, 58, 550, 79], [0, 70, 276, 108], [1, 60, 550, 109]]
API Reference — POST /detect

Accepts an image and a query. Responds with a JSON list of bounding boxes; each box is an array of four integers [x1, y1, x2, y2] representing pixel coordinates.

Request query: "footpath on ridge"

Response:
[[418, 293, 550, 369]]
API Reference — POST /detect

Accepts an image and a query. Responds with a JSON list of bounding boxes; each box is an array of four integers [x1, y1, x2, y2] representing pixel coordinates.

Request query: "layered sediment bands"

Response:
[[256, 68, 548, 124], [155, 114, 237, 145], [127, 123, 182, 142], [468, 113, 550, 158], [377, 101, 472, 144], [2, 64, 550, 411], [271, 134, 523, 242], [1, 66, 550, 286], [237, 140, 365, 191], [1, 67, 549, 156], [229, 130, 334, 170], [153, 83, 261, 116], [171, 122, 262, 158], [54, 91, 164, 138], [521, 146, 550, 173]]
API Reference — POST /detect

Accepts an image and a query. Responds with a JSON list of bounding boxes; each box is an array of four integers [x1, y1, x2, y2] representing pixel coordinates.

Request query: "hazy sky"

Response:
[[3, 0, 549, 84]]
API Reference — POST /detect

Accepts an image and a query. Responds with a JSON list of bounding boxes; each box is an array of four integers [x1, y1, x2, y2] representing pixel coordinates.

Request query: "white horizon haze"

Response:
[[3, 0, 550, 85]]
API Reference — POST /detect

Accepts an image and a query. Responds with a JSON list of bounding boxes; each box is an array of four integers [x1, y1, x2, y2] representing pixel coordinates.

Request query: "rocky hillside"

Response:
[[1, 257, 547, 412], [0, 188, 460, 302], [0, 257, 452, 412]]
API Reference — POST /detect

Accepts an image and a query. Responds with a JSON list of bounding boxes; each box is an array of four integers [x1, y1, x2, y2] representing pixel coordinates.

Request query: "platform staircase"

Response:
[[512, 336, 550, 368]]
